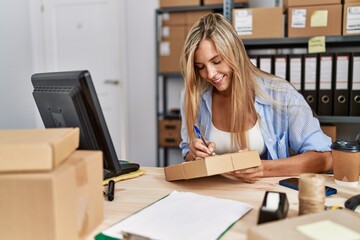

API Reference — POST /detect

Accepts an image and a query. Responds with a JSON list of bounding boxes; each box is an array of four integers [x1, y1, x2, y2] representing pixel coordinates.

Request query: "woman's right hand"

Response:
[[185, 139, 216, 161]]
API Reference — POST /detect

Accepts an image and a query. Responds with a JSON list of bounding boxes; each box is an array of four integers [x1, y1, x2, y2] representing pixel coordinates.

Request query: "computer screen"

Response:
[[31, 70, 139, 179]]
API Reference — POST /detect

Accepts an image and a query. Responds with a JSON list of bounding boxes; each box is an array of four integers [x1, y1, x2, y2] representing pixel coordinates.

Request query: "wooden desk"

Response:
[[88, 167, 360, 239]]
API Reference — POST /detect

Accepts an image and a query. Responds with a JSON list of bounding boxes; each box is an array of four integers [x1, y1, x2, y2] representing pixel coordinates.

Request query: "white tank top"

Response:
[[208, 120, 265, 155]]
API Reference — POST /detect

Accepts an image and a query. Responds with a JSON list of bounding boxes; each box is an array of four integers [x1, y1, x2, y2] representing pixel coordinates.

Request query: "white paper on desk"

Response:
[[101, 190, 253, 240]]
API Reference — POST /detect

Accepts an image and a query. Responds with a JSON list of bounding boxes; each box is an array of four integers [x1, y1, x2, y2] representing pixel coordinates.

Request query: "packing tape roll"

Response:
[[298, 173, 325, 215]]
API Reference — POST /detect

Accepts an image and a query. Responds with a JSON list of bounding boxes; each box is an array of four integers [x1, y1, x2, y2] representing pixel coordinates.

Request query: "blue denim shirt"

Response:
[[179, 77, 332, 160]]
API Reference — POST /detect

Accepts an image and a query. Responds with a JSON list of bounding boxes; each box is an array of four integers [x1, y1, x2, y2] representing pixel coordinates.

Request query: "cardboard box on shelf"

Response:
[[343, 2, 360, 36], [186, 10, 212, 25], [159, 119, 182, 147], [0, 128, 79, 172], [283, 0, 341, 11], [159, 0, 200, 8], [164, 150, 261, 181], [0, 150, 103, 240], [321, 124, 337, 142], [203, 0, 247, 5], [160, 11, 212, 26], [159, 25, 186, 73], [247, 210, 360, 240], [159, 11, 212, 73], [232, 7, 283, 39], [287, 4, 342, 37]]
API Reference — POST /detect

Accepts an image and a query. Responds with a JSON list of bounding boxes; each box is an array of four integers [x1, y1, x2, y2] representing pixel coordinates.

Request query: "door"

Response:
[[40, 0, 127, 158]]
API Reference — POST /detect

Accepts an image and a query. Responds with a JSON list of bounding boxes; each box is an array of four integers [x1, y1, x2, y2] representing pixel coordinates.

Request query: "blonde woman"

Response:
[[179, 13, 332, 183]]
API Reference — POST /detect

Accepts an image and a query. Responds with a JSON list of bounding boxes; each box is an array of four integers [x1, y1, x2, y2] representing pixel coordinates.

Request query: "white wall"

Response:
[[124, 0, 158, 166], [0, 1, 38, 129], [0, 0, 159, 166]]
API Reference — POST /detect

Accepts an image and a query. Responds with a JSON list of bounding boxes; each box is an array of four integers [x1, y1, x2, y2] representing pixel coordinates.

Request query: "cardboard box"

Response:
[[283, 0, 341, 11], [0, 150, 103, 240], [159, 11, 212, 73], [232, 7, 283, 39], [0, 128, 79, 172], [161, 12, 187, 26], [343, 2, 360, 35], [159, 0, 200, 8], [161, 11, 211, 26], [203, 0, 247, 5], [164, 150, 261, 181], [247, 209, 360, 239], [321, 124, 337, 142], [287, 4, 342, 37], [159, 25, 186, 73], [159, 119, 182, 147], [186, 10, 212, 25]]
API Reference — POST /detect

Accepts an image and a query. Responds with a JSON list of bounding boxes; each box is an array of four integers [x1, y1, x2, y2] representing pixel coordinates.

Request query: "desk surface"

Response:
[[88, 167, 360, 240]]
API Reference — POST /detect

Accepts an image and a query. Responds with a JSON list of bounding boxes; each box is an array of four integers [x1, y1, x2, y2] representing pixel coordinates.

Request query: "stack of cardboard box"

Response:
[[343, 0, 360, 36], [0, 128, 103, 240], [159, 10, 212, 73]]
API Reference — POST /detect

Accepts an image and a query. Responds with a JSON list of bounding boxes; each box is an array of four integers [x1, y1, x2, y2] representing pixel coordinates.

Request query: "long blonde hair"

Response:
[[180, 13, 279, 150]]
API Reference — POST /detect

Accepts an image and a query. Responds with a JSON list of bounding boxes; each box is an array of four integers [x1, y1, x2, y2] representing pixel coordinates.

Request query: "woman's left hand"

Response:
[[226, 165, 264, 183]]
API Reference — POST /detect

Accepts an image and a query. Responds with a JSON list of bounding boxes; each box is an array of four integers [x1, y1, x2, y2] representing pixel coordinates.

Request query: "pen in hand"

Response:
[[194, 125, 215, 156]]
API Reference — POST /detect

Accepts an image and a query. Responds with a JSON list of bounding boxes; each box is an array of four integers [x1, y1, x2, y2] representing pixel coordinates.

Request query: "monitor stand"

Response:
[[103, 160, 140, 180]]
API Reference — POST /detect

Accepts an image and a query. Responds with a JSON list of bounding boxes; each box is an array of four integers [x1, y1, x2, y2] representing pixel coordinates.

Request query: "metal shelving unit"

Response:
[[156, 4, 360, 167]]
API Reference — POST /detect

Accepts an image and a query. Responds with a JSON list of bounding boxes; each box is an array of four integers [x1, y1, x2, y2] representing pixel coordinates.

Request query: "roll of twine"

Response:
[[298, 173, 325, 215]]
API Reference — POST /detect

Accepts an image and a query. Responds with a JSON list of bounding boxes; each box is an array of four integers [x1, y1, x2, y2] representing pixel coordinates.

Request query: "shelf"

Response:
[[158, 112, 181, 119], [156, 3, 248, 13], [318, 116, 360, 124], [243, 35, 360, 49], [158, 72, 183, 78]]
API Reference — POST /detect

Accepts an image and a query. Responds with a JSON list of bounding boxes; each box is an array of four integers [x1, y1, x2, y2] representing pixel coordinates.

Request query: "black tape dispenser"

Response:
[[258, 191, 289, 224]]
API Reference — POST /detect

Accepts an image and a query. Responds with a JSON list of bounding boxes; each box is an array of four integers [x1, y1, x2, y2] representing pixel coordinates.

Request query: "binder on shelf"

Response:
[[259, 55, 273, 74], [303, 54, 318, 113], [350, 52, 360, 116], [274, 54, 288, 81], [248, 55, 258, 67], [334, 53, 350, 116], [289, 54, 303, 93], [318, 53, 334, 116]]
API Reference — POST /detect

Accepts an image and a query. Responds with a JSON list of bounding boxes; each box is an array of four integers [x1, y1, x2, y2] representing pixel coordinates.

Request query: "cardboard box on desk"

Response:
[[247, 209, 360, 239], [164, 150, 261, 181], [0, 150, 104, 240], [0, 128, 79, 172]]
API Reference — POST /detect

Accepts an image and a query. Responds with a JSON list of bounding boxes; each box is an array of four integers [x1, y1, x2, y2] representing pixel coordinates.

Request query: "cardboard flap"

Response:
[[183, 160, 208, 179], [231, 151, 262, 169], [204, 154, 234, 175], [0, 128, 80, 172]]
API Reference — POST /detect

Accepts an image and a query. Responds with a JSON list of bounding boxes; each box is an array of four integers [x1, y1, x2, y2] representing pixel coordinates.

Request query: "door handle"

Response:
[[104, 79, 120, 85]]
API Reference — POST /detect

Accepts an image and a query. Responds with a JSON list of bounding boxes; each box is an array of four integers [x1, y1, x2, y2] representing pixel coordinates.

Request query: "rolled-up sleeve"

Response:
[[179, 90, 190, 159]]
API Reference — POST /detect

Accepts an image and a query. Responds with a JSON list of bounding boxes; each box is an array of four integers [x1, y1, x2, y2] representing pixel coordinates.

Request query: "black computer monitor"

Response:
[[31, 70, 139, 179]]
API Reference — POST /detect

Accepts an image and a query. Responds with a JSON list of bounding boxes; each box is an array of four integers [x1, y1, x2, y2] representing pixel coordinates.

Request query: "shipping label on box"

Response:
[[344, 4, 360, 35], [164, 150, 261, 181], [234, 9, 253, 35]]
